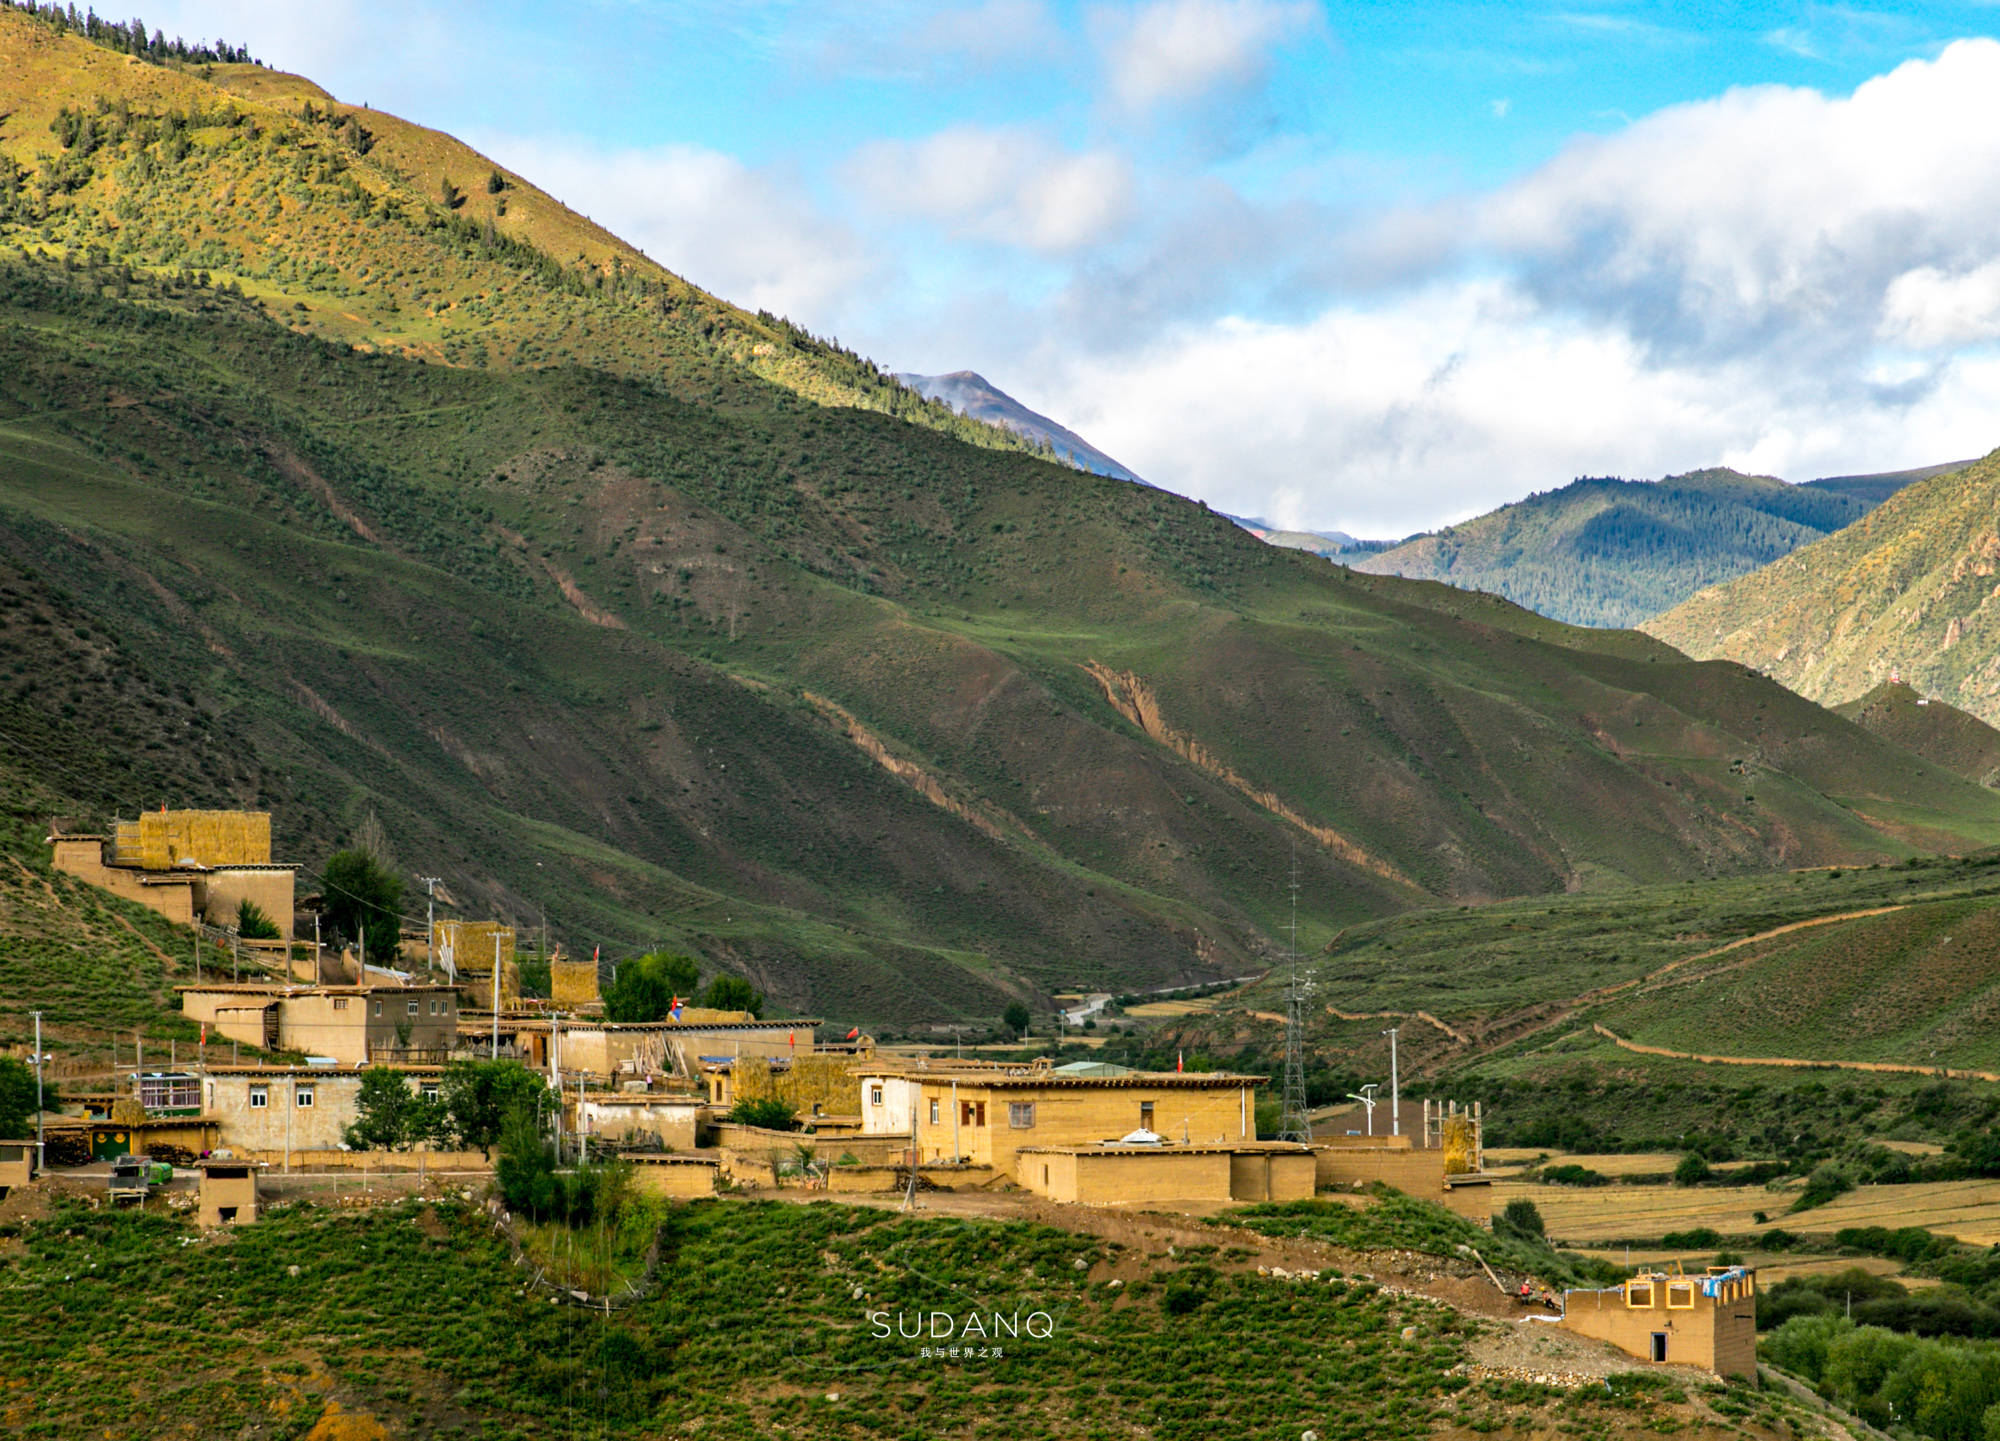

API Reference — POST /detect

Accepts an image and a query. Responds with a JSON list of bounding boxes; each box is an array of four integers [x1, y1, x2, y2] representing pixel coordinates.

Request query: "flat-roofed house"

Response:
[[178, 983, 458, 1064], [50, 811, 297, 941], [1558, 1268, 1758, 1378], [876, 1061, 1265, 1174]]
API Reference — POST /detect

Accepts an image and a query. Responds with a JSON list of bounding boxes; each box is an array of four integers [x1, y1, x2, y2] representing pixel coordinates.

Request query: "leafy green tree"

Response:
[[1496, 1197, 1546, 1243], [495, 1100, 633, 1225], [439, 1059, 546, 1153], [604, 950, 700, 1022], [0, 1057, 52, 1139], [698, 973, 762, 1017], [1002, 1001, 1031, 1037], [322, 849, 404, 965], [234, 897, 280, 940], [344, 1067, 442, 1150], [728, 1097, 797, 1130], [1673, 1153, 1712, 1186]]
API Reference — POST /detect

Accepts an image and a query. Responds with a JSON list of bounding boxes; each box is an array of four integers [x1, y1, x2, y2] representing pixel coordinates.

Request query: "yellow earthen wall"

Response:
[[730, 1055, 857, 1117], [917, 1081, 1254, 1171], [131, 811, 271, 869], [550, 959, 601, 1008], [200, 869, 296, 942], [0, 1142, 32, 1191], [52, 839, 196, 925], [629, 1161, 719, 1197], [433, 920, 515, 974], [1557, 1282, 1756, 1378]]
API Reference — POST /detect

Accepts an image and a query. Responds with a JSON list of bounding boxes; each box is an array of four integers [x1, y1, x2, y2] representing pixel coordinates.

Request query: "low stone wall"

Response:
[[826, 1163, 1003, 1194], [240, 1148, 491, 1171]]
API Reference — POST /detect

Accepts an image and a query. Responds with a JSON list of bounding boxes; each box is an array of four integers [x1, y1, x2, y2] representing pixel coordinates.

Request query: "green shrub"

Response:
[[234, 897, 280, 940]]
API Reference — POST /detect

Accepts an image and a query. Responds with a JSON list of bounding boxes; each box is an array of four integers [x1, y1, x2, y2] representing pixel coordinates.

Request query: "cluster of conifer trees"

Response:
[[0, 1, 256, 65]]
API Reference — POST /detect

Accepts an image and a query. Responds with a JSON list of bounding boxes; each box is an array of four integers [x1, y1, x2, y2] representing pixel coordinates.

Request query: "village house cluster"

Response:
[[18, 808, 1750, 1378]]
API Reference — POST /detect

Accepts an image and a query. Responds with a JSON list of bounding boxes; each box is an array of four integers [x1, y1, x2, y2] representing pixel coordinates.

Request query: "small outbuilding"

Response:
[[1017, 1140, 1317, 1207], [0, 1139, 33, 1198], [1558, 1267, 1757, 1378], [198, 1157, 262, 1226]]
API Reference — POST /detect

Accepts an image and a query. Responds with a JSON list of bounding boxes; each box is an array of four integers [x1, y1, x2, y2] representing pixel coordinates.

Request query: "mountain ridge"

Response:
[[1352, 464, 1953, 629], [1645, 447, 2000, 729], [895, 369, 1143, 482]]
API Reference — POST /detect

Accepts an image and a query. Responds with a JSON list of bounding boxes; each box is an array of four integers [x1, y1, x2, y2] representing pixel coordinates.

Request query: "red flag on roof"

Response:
[[1177, 1050, 1183, 1073], [592, 945, 600, 964], [845, 1027, 860, 1041], [788, 1031, 796, 1050]]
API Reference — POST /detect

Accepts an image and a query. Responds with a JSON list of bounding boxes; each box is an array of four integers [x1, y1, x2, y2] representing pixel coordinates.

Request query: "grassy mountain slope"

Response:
[[4, 22, 2000, 1032], [1646, 449, 2000, 730], [1355, 466, 1924, 628], [0, 8, 1035, 455], [1835, 682, 2000, 787]]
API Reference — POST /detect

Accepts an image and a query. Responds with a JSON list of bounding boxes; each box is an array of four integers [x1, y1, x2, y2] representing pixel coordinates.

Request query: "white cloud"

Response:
[[845, 127, 1133, 253], [1092, 0, 1316, 113], [1881, 262, 2000, 349], [469, 136, 870, 320], [1469, 39, 2000, 360]]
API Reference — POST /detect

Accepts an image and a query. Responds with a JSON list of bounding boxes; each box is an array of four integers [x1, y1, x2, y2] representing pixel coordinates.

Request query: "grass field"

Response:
[[1504, 1178, 2000, 1247]]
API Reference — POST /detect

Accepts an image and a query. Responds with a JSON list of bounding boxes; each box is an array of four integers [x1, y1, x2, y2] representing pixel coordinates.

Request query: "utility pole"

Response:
[[31, 1012, 44, 1176], [1346, 1083, 1379, 1136], [1279, 857, 1312, 1144], [230, 926, 240, 983], [419, 877, 440, 982], [491, 933, 502, 1059], [1383, 1027, 1401, 1137], [313, 913, 322, 986]]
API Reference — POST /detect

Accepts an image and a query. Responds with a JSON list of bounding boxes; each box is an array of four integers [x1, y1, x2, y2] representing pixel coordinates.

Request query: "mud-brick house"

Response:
[[1558, 1268, 1758, 1378], [50, 811, 297, 941]]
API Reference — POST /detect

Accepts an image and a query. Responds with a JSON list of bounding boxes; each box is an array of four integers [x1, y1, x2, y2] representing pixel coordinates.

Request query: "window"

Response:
[[373, 1000, 383, 1017], [1140, 1102, 1155, 1130], [430, 1000, 441, 1015], [1625, 1281, 1655, 1309], [422, 1086, 440, 1103], [406, 1000, 419, 1017], [1666, 1282, 1695, 1310], [929, 1100, 940, 1125], [248, 1085, 268, 1109], [294, 1085, 315, 1108], [870, 1086, 884, 1107], [1008, 1103, 1036, 1129], [331, 998, 349, 1011]]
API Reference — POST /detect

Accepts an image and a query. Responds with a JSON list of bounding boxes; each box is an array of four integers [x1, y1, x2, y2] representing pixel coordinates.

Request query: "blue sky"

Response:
[[153, 2, 2000, 534]]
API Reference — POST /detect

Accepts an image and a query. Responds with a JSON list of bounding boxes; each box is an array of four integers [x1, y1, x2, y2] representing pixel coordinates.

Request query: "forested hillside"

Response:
[[1356, 466, 1942, 627], [1647, 450, 2000, 728]]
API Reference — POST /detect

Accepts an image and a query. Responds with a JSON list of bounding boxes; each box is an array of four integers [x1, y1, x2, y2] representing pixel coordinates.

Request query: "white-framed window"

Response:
[[870, 1086, 884, 1107], [295, 1085, 315, 1108], [421, 1086, 440, 1103], [1008, 1103, 1036, 1129], [332, 998, 349, 1011], [248, 1085, 268, 1109], [373, 1000, 383, 1017], [929, 1100, 939, 1125], [406, 1000, 419, 1016]]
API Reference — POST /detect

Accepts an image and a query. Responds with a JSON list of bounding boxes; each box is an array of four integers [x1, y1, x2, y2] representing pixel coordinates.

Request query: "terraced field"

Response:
[[1505, 1179, 2000, 1246]]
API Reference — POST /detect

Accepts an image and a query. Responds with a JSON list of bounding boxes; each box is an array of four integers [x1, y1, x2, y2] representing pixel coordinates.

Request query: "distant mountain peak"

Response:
[[896, 371, 1144, 484]]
